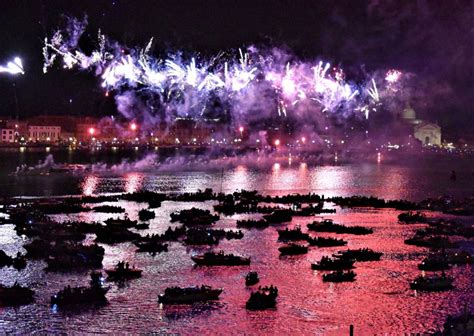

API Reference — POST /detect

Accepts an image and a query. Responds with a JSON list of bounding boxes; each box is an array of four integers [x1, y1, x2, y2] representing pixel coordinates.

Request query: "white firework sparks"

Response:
[[0, 57, 24, 75], [41, 17, 402, 126]]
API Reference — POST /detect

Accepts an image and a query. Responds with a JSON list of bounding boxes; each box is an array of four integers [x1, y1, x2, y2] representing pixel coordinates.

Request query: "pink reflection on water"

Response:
[[310, 167, 351, 197], [265, 162, 312, 193], [225, 165, 251, 191], [81, 175, 99, 196], [125, 173, 144, 193]]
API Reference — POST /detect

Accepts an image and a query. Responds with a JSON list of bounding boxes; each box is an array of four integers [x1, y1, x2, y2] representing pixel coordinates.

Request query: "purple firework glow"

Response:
[[43, 17, 410, 133]]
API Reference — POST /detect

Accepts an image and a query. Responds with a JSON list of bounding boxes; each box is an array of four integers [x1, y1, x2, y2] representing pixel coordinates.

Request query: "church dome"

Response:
[[402, 105, 416, 120]]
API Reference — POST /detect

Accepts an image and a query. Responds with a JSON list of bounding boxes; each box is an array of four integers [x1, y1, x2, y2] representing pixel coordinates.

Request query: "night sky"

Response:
[[0, 0, 472, 136]]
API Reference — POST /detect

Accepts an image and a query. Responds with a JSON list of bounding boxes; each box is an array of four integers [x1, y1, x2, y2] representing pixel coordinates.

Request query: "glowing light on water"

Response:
[[82, 175, 99, 196], [125, 173, 143, 193], [0, 57, 24, 75]]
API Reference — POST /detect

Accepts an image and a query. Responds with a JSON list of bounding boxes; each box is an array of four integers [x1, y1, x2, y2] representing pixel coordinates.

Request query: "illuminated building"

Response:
[[0, 129, 15, 143], [28, 125, 61, 142], [414, 122, 441, 146]]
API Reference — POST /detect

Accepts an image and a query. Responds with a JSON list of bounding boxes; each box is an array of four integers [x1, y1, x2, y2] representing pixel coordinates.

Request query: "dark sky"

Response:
[[0, 0, 472, 136]]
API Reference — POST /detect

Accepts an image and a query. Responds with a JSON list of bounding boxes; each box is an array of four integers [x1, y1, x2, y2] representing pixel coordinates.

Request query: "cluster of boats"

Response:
[[0, 187, 471, 321], [310, 248, 383, 282]]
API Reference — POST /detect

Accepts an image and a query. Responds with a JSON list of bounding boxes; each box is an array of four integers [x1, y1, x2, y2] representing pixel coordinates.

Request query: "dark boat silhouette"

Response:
[[0, 283, 35, 306], [410, 273, 454, 291], [311, 256, 355, 270], [277, 226, 309, 241], [158, 285, 223, 304], [51, 273, 109, 306], [333, 248, 383, 261], [278, 243, 308, 256], [306, 236, 347, 247], [322, 270, 356, 282], [191, 251, 250, 266], [245, 271, 260, 286], [105, 261, 142, 280], [138, 209, 155, 221], [246, 285, 278, 310]]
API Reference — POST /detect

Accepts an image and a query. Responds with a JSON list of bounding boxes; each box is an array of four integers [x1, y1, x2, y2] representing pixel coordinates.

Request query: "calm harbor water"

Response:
[[0, 150, 472, 334]]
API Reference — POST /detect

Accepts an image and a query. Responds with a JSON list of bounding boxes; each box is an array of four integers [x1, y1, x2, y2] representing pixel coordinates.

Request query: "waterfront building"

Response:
[[400, 104, 442, 147], [0, 129, 15, 143], [414, 122, 442, 146], [28, 125, 61, 142]]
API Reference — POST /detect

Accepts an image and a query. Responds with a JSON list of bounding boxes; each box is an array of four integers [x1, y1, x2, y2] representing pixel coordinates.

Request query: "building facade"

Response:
[[29, 125, 61, 142], [0, 129, 15, 143], [414, 122, 441, 146]]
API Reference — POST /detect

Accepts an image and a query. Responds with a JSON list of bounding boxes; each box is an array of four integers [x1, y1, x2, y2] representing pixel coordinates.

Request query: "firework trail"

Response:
[[42, 17, 404, 132], [0, 57, 24, 75]]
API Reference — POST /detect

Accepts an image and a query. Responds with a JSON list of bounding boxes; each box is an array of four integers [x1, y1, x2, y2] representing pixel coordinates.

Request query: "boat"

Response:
[[93, 205, 125, 213], [333, 248, 383, 261], [0, 250, 13, 268], [158, 285, 223, 304], [104, 217, 138, 228], [277, 226, 309, 241], [448, 251, 472, 265], [138, 209, 155, 221], [311, 256, 355, 270], [170, 208, 219, 226], [409, 273, 454, 291], [49, 163, 90, 174], [263, 209, 293, 223], [51, 273, 109, 306], [246, 285, 278, 310], [135, 223, 150, 230], [12, 253, 27, 270], [440, 307, 473, 335], [306, 236, 347, 247], [418, 255, 450, 271], [191, 251, 250, 266], [236, 219, 269, 229], [135, 241, 168, 254], [404, 235, 458, 249], [307, 220, 373, 235], [184, 229, 220, 245], [245, 271, 260, 286], [278, 243, 308, 256], [0, 283, 35, 306], [322, 270, 356, 282], [105, 261, 142, 280], [398, 211, 427, 224]]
